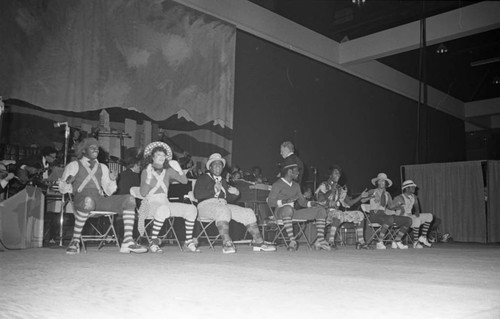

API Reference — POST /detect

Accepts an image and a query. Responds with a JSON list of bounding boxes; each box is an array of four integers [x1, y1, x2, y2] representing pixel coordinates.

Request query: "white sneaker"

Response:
[[392, 241, 408, 249], [376, 242, 386, 250], [419, 236, 432, 247], [120, 241, 148, 254], [413, 242, 423, 249]]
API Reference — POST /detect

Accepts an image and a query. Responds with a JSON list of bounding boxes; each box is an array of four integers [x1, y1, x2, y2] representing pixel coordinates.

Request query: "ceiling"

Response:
[[247, 0, 500, 127]]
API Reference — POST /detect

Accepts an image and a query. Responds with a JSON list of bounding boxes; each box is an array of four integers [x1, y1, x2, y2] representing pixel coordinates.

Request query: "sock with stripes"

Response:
[[329, 226, 337, 243], [282, 217, 295, 242], [413, 227, 420, 242], [316, 219, 326, 242], [421, 222, 431, 237], [71, 210, 90, 241], [356, 225, 365, 244], [150, 218, 164, 241], [184, 219, 195, 241], [122, 210, 137, 244]]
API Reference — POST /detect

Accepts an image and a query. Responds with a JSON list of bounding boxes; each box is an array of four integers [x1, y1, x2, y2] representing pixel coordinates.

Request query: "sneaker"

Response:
[[222, 241, 236, 254], [287, 240, 298, 252], [66, 239, 80, 255], [419, 236, 432, 247], [149, 238, 163, 253], [413, 242, 424, 249], [252, 241, 277, 252], [120, 241, 148, 254], [314, 239, 332, 251], [391, 241, 408, 249], [184, 239, 201, 253], [376, 242, 386, 250]]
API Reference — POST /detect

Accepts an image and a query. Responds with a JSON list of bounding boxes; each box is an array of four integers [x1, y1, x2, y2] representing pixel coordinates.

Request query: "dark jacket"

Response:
[[193, 172, 238, 203]]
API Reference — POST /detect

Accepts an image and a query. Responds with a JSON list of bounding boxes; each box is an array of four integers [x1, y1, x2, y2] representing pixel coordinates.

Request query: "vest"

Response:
[[72, 160, 103, 195], [401, 194, 415, 217]]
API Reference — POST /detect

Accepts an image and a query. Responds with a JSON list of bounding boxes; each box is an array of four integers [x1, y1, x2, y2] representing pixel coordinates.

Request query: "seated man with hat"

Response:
[[268, 161, 330, 251], [193, 153, 276, 254], [59, 138, 147, 254], [137, 141, 199, 253], [393, 180, 433, 248], [366, 172, 412, 250]]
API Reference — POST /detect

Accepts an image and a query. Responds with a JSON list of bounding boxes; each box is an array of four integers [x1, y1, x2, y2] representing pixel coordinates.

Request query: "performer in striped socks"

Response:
[[59, 138, 147, 254], [268, 161, 330, 251], [316, 165, 372, 250], [393, 180, 433, 248], [137, 141, 199, 253]]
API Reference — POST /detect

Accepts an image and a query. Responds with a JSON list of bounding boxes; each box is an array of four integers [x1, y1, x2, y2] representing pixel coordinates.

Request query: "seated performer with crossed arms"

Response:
[[137, 141, 199, 253]]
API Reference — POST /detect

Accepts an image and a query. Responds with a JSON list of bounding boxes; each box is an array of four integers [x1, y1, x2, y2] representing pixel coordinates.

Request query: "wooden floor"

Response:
[[1, 242, 499, 319]]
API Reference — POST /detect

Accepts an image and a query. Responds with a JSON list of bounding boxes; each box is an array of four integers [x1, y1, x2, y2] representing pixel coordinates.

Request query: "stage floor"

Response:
[[1, 242, 499, 319]]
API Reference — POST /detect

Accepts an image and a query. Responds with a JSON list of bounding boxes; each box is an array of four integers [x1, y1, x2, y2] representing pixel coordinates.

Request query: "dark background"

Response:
[[232, 31, 466, 192]]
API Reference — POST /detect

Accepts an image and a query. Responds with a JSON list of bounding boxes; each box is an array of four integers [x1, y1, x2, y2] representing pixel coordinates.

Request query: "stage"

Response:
[[1, 243, 499, 319]]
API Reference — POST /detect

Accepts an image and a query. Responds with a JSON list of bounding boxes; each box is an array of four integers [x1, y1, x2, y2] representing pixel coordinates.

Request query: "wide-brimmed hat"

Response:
[[402, 180, 417, 190], [371, 172, 393, 187], [144, 141, 172, 160], [206, 153, 225, 170]]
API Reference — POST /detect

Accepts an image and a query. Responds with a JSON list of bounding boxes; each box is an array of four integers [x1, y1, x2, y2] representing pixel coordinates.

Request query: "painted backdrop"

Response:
[[0, 0, 235, 161]]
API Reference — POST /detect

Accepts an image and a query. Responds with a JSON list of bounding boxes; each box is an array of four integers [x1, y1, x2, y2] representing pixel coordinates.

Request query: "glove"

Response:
[[145, 164, 153, 184], [168, 160, 183, 175], [228, 186, 239, 195]]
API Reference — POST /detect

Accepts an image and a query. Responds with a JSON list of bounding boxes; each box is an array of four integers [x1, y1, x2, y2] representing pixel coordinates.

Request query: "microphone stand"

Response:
[[59, 124, 70, 246]]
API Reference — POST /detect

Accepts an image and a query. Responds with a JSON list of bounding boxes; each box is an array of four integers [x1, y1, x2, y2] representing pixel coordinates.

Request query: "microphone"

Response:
[[54, 121, 68, 128]]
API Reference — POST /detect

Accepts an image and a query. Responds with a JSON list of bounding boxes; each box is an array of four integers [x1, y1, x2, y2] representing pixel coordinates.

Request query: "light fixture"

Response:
[[493, 76, 500, 85], [436, 43, 448, 54], [352, 0, 366, 7]]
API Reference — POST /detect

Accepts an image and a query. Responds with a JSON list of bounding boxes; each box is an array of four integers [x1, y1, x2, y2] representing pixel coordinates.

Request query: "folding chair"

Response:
[[130, 187, 183, 251], [360, 204, 397, 246], [80, 210, 120, 253], [195, 218, 222, 250], [67, 194, 120, 252], [335, 222, 358, 247], [266, 201, 313, 249]]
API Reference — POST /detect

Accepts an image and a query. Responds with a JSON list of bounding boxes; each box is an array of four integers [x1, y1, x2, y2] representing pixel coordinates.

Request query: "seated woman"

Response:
[[366, 173, 412, 250], [316, 165, 371, 249], [138, 141, 199, 253]]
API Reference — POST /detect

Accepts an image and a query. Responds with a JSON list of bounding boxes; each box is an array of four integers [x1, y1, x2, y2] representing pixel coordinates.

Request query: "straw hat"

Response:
[[371, 172, 393, 187], [402, 180, 417, 190], [144, 141, 172, 160], [206, 153, 225, 170]]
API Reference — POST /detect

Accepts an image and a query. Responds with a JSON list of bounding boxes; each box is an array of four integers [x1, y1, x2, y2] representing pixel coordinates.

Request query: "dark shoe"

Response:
[[356, 242, 369, 250], [287, 240, 298, 252], [66, 239, 80, 255], [314, 239, 332, 251]]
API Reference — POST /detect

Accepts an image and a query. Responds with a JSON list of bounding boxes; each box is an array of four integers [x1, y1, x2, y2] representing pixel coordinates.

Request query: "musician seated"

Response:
[[245, 166, 267, 184], [0, 161, 17, 199], [14, 146, 58, 191]]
